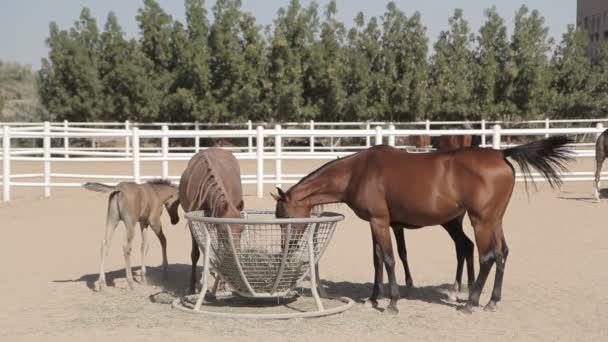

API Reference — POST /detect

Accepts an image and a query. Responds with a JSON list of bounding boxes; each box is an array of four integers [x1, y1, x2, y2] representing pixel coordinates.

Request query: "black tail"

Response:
[[503, 136, 575, 190]]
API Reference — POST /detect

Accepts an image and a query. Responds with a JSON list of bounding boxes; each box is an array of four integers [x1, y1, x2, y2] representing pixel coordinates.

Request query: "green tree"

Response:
[[510, 5, 553, 119], [550, 25, 593, 118], [136, 0, 174, 72], [304, 0, 347, 122], [39, 8, 103, 121], [99, 12, 161, 122], [429, 9, 474, 120], [588, 43, 608, 116], [268, 0, 319, 121], [474, 7, 515, 120]]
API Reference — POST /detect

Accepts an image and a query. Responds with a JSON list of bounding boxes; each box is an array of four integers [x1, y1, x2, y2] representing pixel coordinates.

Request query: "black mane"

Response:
[[146, 178, 176, 188]]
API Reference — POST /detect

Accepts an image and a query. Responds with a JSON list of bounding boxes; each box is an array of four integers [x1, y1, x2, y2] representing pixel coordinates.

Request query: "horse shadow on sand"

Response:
[[317, 280, 465, 311], [557, 188, 608, 203], [53, 263, 195, 302], [54, 266, 465, 309]]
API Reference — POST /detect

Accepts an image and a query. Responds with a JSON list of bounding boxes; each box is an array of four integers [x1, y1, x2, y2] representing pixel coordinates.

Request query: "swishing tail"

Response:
[[83, 182, 117, 193], [503, 136, 575, 190]]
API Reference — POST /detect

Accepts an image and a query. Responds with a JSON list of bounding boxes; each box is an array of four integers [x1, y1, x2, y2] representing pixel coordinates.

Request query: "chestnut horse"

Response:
[[178, 148, 245, 293], [273, 136, 573, 314]]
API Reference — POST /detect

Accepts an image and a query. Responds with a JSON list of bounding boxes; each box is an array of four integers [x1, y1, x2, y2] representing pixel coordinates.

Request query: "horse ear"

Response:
[[277, 187, 288, 200], [270, 192, 281, 201]]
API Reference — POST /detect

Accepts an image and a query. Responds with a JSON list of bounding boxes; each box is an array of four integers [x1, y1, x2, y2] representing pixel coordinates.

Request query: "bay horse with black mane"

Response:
[[273, 136, 573, 314]]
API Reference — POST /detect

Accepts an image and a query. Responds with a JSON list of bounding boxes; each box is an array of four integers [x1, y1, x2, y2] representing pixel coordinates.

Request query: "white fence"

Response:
[[0, 119, 607, 203]]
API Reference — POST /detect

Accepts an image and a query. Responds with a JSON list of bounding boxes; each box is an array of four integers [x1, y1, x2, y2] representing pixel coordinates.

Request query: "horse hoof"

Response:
[[386, 305, 399, 315], [447, 291, 458, 303], [484, 301, 498, 312], [96, 281, 106, 292], [364, 298, 379, 308], [457, 304, 474, 314]]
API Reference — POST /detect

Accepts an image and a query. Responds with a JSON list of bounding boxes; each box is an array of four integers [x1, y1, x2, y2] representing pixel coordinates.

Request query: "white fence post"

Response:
[[63, 120, 69, 158], [194, 121, 200, 153], [3, 126, 10, 202], [275, 124, 282, 189], [481, 119, 486, 147], [366, 121, 371, 147], [247, 120, 253, 153], [492, 124, 501, 150], [125, 120, 131, 154], [256, 126, 264, 198], [161, 125, 169, 179], [425, 120, 431, 131], [43, 121, 51, 197], [310, 120, 315, 152], [132, 127, 141, 183], [596, 123, 604, 140], [545, 118, 550, 138], [375, 126, 383, 145], [388, 124, 396, 147]]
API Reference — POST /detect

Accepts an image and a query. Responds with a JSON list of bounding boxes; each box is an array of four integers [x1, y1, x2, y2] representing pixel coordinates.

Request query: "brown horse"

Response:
[[84, 179, 180, 291], [178, 148, 244, 293], [273, 136, 573, 314], [388, 133, 483, 293], [593, 129, 608, 202]]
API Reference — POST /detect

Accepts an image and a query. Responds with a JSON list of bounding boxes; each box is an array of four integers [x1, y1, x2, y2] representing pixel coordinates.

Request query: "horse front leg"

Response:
[[366, 230, 384, 308], [371, 218, 400, 315]]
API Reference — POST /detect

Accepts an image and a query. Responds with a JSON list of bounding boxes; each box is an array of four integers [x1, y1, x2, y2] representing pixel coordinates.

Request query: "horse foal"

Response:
[[84, 179, 180, 291]]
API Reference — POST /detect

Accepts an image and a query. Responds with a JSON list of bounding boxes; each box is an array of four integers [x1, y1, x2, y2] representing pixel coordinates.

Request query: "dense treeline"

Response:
[[0, 61, 47, 121], [38, 0, 608, 123]]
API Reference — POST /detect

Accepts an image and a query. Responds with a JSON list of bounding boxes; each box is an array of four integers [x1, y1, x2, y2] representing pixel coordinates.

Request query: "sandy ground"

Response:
[[1, 159, 608, 342]]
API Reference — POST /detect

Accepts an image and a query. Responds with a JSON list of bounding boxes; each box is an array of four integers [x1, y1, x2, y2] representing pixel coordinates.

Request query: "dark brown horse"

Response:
[[593, 129, 608, 202], [178, 148, 245, 293], [273, 136, 573, 314]]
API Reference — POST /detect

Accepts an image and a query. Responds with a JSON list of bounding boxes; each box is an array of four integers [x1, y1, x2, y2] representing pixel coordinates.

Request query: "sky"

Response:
[[0, 0, 575, 70]]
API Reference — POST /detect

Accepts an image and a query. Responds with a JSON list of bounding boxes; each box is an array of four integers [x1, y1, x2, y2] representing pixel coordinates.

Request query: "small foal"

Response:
[[84, 179, 180, 290]]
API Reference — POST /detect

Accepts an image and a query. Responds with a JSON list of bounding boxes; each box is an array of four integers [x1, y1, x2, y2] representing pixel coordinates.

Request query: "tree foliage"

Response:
[[36, 2, 608, 123]]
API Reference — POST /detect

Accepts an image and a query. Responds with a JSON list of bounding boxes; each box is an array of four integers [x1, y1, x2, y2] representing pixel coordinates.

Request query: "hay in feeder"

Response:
[[211, 247, 309, 294]]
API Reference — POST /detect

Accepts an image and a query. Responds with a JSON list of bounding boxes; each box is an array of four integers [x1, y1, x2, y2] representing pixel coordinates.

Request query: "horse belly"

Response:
[[388, 198, 464, 227]]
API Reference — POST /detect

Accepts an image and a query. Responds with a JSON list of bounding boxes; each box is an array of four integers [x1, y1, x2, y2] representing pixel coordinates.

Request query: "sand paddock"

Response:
[[1, 159, 608, 341]]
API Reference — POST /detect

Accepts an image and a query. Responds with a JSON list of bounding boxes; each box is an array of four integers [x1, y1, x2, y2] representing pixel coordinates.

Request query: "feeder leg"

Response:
[[194, 232, 211, 311], [308, 230, 324, 311], [315, 264, 328, 298]]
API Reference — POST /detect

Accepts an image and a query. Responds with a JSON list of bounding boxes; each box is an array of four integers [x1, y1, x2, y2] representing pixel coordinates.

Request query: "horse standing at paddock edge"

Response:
[[384, 133, 483, 292], [178, 148, 244, 294], [593, 129, 608, 202], [84, 179, 180, 291], [273, 136, 573, 314]]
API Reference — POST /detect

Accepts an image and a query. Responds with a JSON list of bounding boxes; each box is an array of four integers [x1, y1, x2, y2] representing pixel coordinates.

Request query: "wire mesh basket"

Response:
[[187, 209, 343, 298]]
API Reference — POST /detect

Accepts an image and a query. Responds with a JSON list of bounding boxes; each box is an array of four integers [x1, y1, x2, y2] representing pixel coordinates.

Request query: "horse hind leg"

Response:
[[593, 157, 605, 202], [122, 220, 136, 290], [98, 194, 120, 291], [459, 218, 504, 314], [442, 216, 475, 294], [484, 236, 509, 312]]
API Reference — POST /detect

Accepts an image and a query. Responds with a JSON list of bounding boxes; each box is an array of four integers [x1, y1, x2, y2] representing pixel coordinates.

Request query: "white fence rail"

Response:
[[0, 119, 607, 202]]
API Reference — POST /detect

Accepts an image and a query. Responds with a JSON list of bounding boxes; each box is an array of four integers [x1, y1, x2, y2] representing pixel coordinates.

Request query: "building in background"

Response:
[[577, 0, 608, 58]]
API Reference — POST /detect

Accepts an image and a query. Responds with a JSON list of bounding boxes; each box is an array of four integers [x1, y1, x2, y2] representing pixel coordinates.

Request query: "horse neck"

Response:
[[289, 160, 349, 207], [152, 184, 176, 202]]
